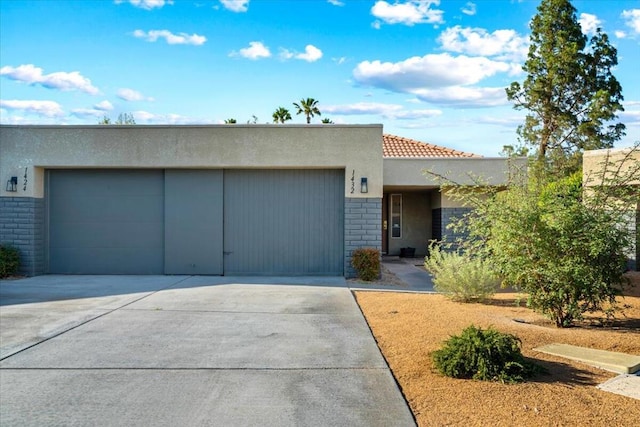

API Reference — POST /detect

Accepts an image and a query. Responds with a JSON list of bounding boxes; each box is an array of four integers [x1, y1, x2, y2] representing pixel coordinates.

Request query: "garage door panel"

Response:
[[49, 195, 163, 223], [49, 222, 163, 249], [224, 169, 344, 275], [48, 170, 164, 274], [49, 248, 163, 275], [164, 170, 223, 275], [51, 171, 164, 196]]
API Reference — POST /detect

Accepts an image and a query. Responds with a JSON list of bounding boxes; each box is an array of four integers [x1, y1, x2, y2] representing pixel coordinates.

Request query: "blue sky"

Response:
[[1, 0, 639, 156]]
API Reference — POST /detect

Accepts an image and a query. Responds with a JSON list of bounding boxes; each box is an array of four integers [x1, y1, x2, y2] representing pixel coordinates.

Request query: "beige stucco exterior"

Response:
[[583, 147, 639, 271], [0, 124, 383, 199], [583, 147, 640, 187], [383, 157, 526, 189]]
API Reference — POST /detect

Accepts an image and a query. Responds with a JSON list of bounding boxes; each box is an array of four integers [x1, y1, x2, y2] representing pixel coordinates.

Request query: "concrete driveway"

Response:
[[0, 276, 416, 426]]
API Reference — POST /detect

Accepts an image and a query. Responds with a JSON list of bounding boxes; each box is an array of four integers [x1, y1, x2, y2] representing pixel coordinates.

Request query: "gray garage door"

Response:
[[224, 169, 344, 275], [48, 170, 165, 274], [48, 169, 344, 275]]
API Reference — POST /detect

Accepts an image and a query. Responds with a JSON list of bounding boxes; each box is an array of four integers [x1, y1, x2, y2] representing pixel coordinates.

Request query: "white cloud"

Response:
[[280, 45, 323, 62], [0, 99, 64, 117], [232, 41, 271, 60], [619, 109, 640, 125], [279, 49, 294, 60], [71, 108, 107, 118], [220, 0, 249, 12], [324, 102, 403, 115], [353, 53, 514, 91], [0, 64, 100, 95], [352, 52, 516, 108], [371, 0, 443, 27], [131, 110, 214, 124], [327, 0, 344, 6], [133, 29, 206, 45], [615, 30, 627, 39], [578, 13, 601, 35], [332, 57, 347, 65], [621, 9, 640, 35], [393, 109, 443, 119], [412, 86, 508, 107], [94, 100, 114, 111], [115, 0, 172, 10], [296, 45, 323, 62], [461, 2, 476, 16], [117, 88, 154, 102], [323, 102, 441, 119], [476, 115, 525, 127], [438, 26, 528, 61]]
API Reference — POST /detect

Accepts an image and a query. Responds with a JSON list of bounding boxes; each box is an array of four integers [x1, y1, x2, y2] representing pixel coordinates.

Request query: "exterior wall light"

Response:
[[6, 176, 18, 192], [360, 177, 368, 194]]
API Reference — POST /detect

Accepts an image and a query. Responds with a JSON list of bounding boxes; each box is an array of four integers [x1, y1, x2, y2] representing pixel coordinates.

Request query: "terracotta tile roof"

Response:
[[383, 134, 480, 158]]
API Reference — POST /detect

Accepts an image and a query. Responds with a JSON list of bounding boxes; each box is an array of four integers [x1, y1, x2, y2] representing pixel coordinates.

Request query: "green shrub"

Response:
[[0, 244, 20, 278], [432, 325, 540, 383], [424, 244, 500, 302], [351, 248, 380, 281]]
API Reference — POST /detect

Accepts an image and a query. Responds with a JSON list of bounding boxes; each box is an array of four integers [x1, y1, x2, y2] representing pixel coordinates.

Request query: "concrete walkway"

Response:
[[381, 256, 435, 292], [0, 276, 416, 426]]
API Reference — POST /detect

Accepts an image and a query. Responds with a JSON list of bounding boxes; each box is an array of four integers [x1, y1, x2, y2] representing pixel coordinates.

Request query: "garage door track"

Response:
[[0, 276, 415, 426]]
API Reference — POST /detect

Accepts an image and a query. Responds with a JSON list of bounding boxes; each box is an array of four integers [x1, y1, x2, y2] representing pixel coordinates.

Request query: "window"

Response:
[[391, 194, 402, 238]]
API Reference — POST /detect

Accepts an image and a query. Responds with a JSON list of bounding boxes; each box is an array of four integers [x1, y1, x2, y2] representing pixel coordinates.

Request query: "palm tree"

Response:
[[293, 98, 321, 124], [224, 118, 237, 124], [321, 118, 334, 124], [272, 107, 292, 124]]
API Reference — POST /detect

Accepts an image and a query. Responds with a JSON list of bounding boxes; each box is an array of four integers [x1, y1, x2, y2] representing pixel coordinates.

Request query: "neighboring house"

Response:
[[583, 147, 640, 271], [0, 125, 516, 277]]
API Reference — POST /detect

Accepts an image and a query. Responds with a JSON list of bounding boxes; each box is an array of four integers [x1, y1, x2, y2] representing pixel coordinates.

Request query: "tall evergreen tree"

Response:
[[506, 0, 625, 175]]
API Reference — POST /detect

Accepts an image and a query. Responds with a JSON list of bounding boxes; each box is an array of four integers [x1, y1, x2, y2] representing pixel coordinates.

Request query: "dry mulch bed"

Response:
[[354, 272, 640, 427]]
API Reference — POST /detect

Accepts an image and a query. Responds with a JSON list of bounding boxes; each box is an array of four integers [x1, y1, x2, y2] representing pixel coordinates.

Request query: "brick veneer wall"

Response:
[[344, 198, 382, 278], [0, 197, 45, 276], [432, 207, 473, 251]]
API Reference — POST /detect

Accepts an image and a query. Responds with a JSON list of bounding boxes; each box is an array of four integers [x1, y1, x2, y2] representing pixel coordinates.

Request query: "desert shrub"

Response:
[[351, 248, 380, 281], [432, 325, 540, 383], [424, 244, 500, 302], [0, 244, 20, 278], [474, 173, 630, 326]]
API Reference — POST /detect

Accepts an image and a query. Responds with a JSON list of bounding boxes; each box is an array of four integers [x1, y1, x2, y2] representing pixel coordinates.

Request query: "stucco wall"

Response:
[[583, 147, 639, 271], [583, 147, 640, 187], [0, 125, 383, 199], [383, 157, 526, 188]]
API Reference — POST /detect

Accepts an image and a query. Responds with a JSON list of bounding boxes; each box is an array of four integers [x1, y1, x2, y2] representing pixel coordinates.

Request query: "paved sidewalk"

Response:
[[381, 256, 435, 292], [0, 276, 416, 426]]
